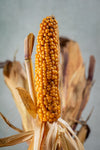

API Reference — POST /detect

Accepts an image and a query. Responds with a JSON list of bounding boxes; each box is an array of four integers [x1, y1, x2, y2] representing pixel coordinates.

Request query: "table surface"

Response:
[[0, 0, 100, 149]]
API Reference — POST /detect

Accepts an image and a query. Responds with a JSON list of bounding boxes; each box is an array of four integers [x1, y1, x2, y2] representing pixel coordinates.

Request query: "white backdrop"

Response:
[[0, 0, 100, 149]]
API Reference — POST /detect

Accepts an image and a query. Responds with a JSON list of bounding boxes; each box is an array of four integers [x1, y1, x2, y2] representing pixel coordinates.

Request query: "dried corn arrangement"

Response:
[[0, 16, 95, 150]]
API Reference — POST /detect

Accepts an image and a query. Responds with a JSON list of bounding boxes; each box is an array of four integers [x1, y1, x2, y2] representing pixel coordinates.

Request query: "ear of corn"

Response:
[[35, 16, 61, 123]]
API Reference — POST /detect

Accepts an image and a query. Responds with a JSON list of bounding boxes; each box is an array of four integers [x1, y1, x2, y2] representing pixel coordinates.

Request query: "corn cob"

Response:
[[35, 16, 61, 123]]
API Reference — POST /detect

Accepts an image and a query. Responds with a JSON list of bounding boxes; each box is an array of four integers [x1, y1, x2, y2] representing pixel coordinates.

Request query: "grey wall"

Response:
[[0, 0, 100, 149]]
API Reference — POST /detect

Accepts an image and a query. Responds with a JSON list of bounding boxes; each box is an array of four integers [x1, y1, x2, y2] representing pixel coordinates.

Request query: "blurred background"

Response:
[[0, 0, 100, 149]]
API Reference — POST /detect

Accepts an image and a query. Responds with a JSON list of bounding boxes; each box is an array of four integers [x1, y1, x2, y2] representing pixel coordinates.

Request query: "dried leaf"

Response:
[[24, 33, 35, 59], [45, 123, 57, 150], [34, 122, 44, 150], [40, 119, 84, 150], [24, 33, 37, 105], [28, 136, 34, 150], [58, 118, 84, 150], [88, 55, 95, 81], [54, 125, 77, 150], [40, 122, 50, 150], [0, 131, 34, 147], [17, 87, 36, 118], [60, 39, 84, 113], [0, 112, 23, 133], [0, 60, 11, 69], [59, 131, 75, 150], [75, 80, 93, 122], [60, 37, 95, 133], [28, 122, 44, 150], [3, 61, 34, 131], [77, 125, 90, 144], [53, 138, 62, 150]]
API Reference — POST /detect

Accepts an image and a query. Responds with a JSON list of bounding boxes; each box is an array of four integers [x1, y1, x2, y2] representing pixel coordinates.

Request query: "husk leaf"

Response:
[[3, 61, 34, 131], [0, 131, 34, 147], [58, 118, 84, 150], [0, 112, 23, 133], [16, 87, 36, 118], [60, 37, 95, 135]]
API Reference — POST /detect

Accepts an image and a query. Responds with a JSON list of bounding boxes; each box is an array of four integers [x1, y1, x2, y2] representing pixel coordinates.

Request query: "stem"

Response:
[[24, 33, 37, 105], [25, 59, 37, 105]]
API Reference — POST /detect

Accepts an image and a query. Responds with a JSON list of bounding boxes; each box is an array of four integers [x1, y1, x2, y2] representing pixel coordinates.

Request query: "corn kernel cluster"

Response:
[[35, 16, 60, 123]]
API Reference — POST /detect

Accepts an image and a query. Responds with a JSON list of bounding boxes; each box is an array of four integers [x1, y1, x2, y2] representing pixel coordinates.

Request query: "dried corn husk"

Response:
[[0, 131, 34, 147], [77, 125, 90, 144], [17, 87, 36, 118], [60, 37, 95, 142], [3, 60, 34, 131], [60, 38, 85, 124], [0, 112, 23, 133]]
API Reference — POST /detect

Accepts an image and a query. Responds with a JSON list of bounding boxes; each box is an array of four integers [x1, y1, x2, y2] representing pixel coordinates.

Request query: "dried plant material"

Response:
[[33, 122, 44, 150], [55, 125, 77, 150], [0, 17, 91, 150], [0, 112, 23, 133], [0, 116, 84, 150], [63, 41, 83, 86], [59, 37, 95, 135], [76, 108, 93, 144], [45, 123, 58, 150], [0, 60, 10, 69], [39, 123, 50, 150], [3, 60, 34, 131], [88, 56, 95, 81], [73, 56, 95, 127], [17, 87, 36, 118], [60, 39, 86, 125], [58, 118, 84, 150], [24, 33, 37, 106], [59, 131, 76, 150], [77, 125, 90, 144], [25, 59, 37, 105], [28, 136, 34, 150], [24, 33, 35, 60], [39, 120, 84, 150], [0, 131, 34, 147]]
